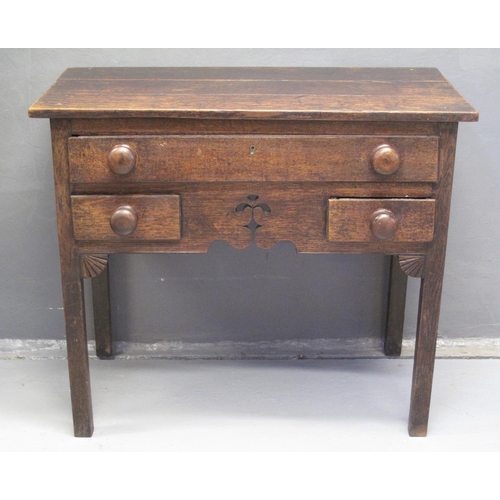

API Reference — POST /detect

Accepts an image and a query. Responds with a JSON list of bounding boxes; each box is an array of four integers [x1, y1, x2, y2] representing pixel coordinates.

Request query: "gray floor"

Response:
[[2, 357, 499, 451]]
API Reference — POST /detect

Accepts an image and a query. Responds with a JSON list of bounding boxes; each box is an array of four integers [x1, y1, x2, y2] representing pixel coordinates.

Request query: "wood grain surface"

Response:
[[68, 185, 432, 254], [31, 68, 477, 437], [29, 67, 478, 121], [328, 198, 435, 242], [408, 122, 459, 437], [70, 119, 439, 137], [51, 120, 94, 437], [68, 135, 439, 184], [71, 194, 181, 241]]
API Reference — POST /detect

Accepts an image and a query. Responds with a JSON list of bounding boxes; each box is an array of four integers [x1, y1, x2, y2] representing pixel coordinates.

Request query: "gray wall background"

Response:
[[0, 48, 497, 347]]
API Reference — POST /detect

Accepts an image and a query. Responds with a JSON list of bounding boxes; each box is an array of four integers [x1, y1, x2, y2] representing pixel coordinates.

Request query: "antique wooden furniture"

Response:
[[29, 67, 478, 437]]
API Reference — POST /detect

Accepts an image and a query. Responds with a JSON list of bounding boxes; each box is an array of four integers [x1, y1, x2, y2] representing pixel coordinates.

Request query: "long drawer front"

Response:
[[68, 135, 439, 184]]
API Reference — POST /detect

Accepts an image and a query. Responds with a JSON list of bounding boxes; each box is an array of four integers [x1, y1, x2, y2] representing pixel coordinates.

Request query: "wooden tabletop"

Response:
[[29, 67, 478, 122]]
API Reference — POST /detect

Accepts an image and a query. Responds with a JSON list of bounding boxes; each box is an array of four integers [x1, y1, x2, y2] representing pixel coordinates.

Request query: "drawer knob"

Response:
[[108, 144, 136, 175], [370, 209, 398, 240], [110, 205, 138, 235], [371, 144, 400, 175]]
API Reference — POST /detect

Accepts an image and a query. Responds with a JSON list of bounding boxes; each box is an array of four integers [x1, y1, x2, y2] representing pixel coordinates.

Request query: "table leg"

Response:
[[61, 252, 94, 437], [51, 119, 94, 437], [408, 122, 458, 437], [92, 263, 113, 358], [408, 262, 444, 437], [384, 255, 408, 356]]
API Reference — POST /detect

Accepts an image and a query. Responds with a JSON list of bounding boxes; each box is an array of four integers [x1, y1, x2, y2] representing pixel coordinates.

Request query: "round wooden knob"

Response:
[[108, 144, 136, 175], [110, 205, 138, 235], [371, 144, 400, 175], [370, 209, 398, 240]]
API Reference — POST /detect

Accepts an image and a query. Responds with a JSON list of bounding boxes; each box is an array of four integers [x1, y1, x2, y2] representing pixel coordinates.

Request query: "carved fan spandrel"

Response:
[[81, 254, 108, 279], [399, 254, 426, 278]]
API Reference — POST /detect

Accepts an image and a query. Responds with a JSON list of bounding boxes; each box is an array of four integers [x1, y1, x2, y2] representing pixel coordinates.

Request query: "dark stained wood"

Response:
[[31, 68, 477, 437], [29, 68, 478, 122], [72, 195, 181, 241], [72, 180, 435, 199], [384, 256, 408, 356], [370, 209, 399, 240], [69, 186, 432, 254], [70, 119, 439, 136], [81, 254, 108, 278], [107, 144, 137, 175], [68, 135, 439, 184], [32, 78, 465, 101], [51, 120, 93, 437], [110, 206, 138, 236], [399, 255, 426, 278], [80, 254, 113, 357], [408, 122, 459, 437], [371, 144, 401, 175], [328, 199, 435, 243], [91, 263, 113, 359], [76, 240, 430, 257]]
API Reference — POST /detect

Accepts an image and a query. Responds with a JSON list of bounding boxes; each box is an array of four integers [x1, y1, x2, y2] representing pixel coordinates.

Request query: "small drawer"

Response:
[[71, 195, 181, 241], [68, 135, 439, 184], [327, 198, 435, 243]]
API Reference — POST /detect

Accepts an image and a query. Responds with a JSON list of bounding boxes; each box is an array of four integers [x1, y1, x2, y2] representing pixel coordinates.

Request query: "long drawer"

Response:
[[68, 135, 439, 184]]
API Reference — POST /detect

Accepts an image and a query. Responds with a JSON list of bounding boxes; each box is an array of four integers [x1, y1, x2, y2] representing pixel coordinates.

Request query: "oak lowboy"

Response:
[[29, 67, 478, 437]]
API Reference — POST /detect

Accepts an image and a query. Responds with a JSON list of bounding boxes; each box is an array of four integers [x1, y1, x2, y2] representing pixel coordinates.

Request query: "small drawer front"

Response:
[[327, 198, 435, 242], [71, 195, 181, 241], [68, 135, 439, 184]]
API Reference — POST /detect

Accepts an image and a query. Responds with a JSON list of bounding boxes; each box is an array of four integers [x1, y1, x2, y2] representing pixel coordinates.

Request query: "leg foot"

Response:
[[92, 264, 113, 358], [384, 255, 408, 356]]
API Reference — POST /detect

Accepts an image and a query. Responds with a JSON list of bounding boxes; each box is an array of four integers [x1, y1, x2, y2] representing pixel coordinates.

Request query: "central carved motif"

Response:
[[235, 195, 271, 240]]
